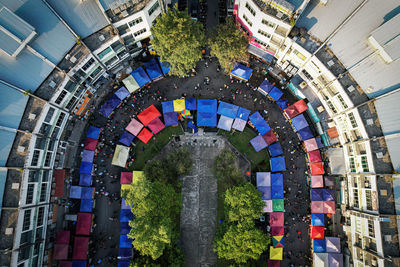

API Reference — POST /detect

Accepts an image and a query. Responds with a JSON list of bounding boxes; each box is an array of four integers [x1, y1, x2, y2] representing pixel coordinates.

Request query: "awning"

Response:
[[87, 126, 101, 139], [269, 212, 284, 226], [56, 230, 70, 244], [54, 243, 68, 260], [230, 63, 253, 81], [232, 118, 246, 131], [120, 172, 132, 184], [76, 212, 92, 236], [217, 101, 239, 119], [163, 112, 178, 126], [217, 115, 234, 131], [311, 226, 325, 239], [147, 117, 165, 134], [257, 186, 271, 200], [73, 237, 89, 260], [248, 44, 274, 63], [269, 142, 283, 157], [54, 169, 65, 197], [137, 128, 153, 144], [162, 101, 174, 113], [249, 112, 270, 135], [270, 157, 286, 172], [269, 247, 283, 260], [263, 129, 278, 145], [313, 238, 326, 252], [256, 172, 271, 187], [119, 131, 135, 146]]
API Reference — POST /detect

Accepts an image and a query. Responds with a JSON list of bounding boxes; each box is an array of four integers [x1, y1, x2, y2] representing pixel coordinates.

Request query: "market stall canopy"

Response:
[[185, 98, 197, 110], [291, 114, 309, 131], [328, 253, 343, 267], [76, 212, 92, 236], [56, 230, 70, 244], [249, 112, 270, 135], [71, 261, 86, 267], [54, 243, 68, 260], [137, 105, 161, 125], [263, 129, 278, 145], [131, 66, 150, 87], [54, 169, 65, 197], [120, 222, 130, 235], [197, 99, 218, 113], [232, 118, 246, 131], [310, 162, 325, 175], [271, 226, 284, 236], [313, 238, 326, 252], [126, 118, 144, 136], [267, 259, 281, 267], [73, 236, 89, 260], [87, 126, 101, 139], [80, 199, 93, 212], [263, 200, 273, 212], [143, 58, 163, 80], [120, 172, 132, 184], [137, 128, 153, 144], [284, 99, 308, 119], [322, 189, 335, 201], [311, 201, 324, 213], [236, 106, 251, 120], [119, 234, 133, 248], [324, 176, 335, 187], [114, 86, 130, 101], [272, 235, 285, 248], [197, 112, 217, 127], [132, 171, 145, 184], [120, 209, 133, 222], [79, 162, 93, 174], [230, 63, 253, 81], [81, 187, 94, 199], [276, 98, 289, 110], [308, 150, 322, 162], [270, 157, 286, 172], [119, 131, 135, 146], [217, 101, 239, 119], [269, 142, 283, 157], [147, 117, 165, 134], [270, 212, 284, 226], [162, 101, 174, 113], [82, 150, 95, 163], [269, 247, 283, 260], [304, 138, 319, 152], [311, 226, 325, 239], [323, 201, 335, 214], [79, 173, 92, 186], [250, 135, 268, 152], [119, 247, 133, 258], [314, 253, 328, 267], [298, 127, 314, 140], [311, 175, 324, 188], [69, 186, 82, 199], [311, 189, 324, 201], [217, 115, 234, 131], [312, 213, 325, 226], [122, 74, 140, 93], [269, 87, 283, 101], [257, 186, 271, 200], [173, 99, 185, 112], [271, 173, 283, 187], [163, 112, 178, 126], [121, 198, 131, 210], [256, 172, 271, 187], [271, 186, 284, 199], [59, 261, 72, 267], [157, 56, 170, 75], [112, 145, 130, 167], [84, 138, 98, 151], [259, 79, 274, 93], [326, 237, 340, 253]]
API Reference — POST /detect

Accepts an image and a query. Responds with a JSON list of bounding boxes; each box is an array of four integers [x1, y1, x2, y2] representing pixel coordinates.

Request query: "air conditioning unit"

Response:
[[11, 183, 20, 190], [299, 81, 307, 89], [70, 56, 77, 63], [17, 146, 25, 153], [376, 152, 383, 159], [319, 0, 328, 5], [347, 85, 355, 92], [49, 80, 56, 88], [121, 10, 129, 17], [28, 113, 36, 120], [5, 228, 13, 235], [98, 35, 105, 41]]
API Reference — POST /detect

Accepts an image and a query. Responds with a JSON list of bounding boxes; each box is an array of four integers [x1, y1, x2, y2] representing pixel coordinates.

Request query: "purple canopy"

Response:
[[311, 189, 324, 201], [250, 135, 268, 152], [326, 237, 341, 253], [82, 150, 95, 163], [114, 87, 130, 101], [328, 253, 343, 267], [322, 188, 335, 201], [163, 112, 178, 126], [257, 186, 271, 200], [119, 131, 135, 146]]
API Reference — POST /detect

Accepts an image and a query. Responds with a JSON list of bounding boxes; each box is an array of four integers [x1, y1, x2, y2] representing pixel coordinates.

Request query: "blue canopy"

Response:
[[250, 135, 268, 152], [79, 173, 92, 186], [313, 239, 326, 253], [257, 186, 271, 200], [80, 199, 93, 212], [120, 222, 130, 235], [109, 94, 123, 108], [217, 101, 239, 119], [249, 112, 270, 135], [259, 79, 274, 93], [162, 101, 174, 113], [121, 198, 131, 210], [291, 114, 309, 131], [72, 261, 87, 267], [69, 186, 82, 199], [276, 99, 289, 110], [197, 99, 217, 113], [269, 87, 283, 101], [87, 126, 101, 139], [99, 95, 121, 117], [118, 260, 130, 267], [230, 63, 253, 81], [81, 187, 94, 199], [322, 188, 335, 201], [80, 162, 93, 174], [311, 189, 324, 201], [185, 98, 197, 110], [270, 157, 286, 172], [217, 115, 234, 131], [298, 127, 314, 140], [131, 67, 151, 87], [119, 234, 133, 248], [157, 56, 170, 75], [271, 173, 283, 187], [236, 106, 250, 120], [316, 137, 324, 148], [269, 142, 283, 157], [312, 213, 325, 226], [271, 186, 284, 199], [119, 247, 133, 257], [82, 149, 95, 163], [119, 131, 135, 146], [143, 58, 163, 80], [163, 112, 178, 126], [114, 87, 130, 101], [197, 112, 217, 127], [120, 209, 133, 222]]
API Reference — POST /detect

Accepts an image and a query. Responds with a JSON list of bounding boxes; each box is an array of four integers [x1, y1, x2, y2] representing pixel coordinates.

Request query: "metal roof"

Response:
[[0, 82, 29, 129], [0, 170, 6, 216], [0, 129, 17, 166], [370, 13, 400, 62]]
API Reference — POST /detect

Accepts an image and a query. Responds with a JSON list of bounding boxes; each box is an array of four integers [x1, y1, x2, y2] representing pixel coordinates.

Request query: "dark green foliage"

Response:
[[214, 150, 244, 190]]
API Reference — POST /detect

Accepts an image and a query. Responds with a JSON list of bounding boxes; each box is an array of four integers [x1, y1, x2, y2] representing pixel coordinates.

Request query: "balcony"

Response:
[[252, 0, 292, 24], [275, 26, 288, 37], [105, 0, 153, 23]]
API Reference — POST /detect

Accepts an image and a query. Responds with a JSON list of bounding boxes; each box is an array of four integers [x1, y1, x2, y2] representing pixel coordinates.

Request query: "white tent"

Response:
[[112, 145, 130, 167]]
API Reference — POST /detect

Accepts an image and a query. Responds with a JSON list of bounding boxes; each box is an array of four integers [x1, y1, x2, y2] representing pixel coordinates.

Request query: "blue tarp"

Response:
[[80, 162, 93, 174], [249, 112, 270, 135], [119, 247, 133, 257], [271, 173, 283, 187], [298, 127, 314, 140], [143, 58, 163, 80], [217, 115, 234, 131], [269, 142, 283, 157], [312, 213, 325, 226], [99, 94, 122, 117], [259, 79, 274, 93], [82, 149, 95, 163], [270, 157, 286, 172], [163, 112, 178, 126], [157, 57, 170, 75], [311, 189, 324, 201], [269, 87, 283, 101], [276, 99, 289, 110], [119, 234, 133, 248], [87, 126, 101, 139], [197, 99, 217, 113], [69, 186, 81, 199], [236, 107, 251, 120], [250, 135, 268, 152], [114, 87, 130, 101], [118, 260, 130, 267], [313, 239, 326, 253], [291, 114, 309, 131], [322, 189, 335, 201], [81, 187, 94, 199], [80, 199, 93, 212], [217, 101, 239, 119], [257, 186, 271, 200], [79, 174, 92, 186], [271, 186, 284, 199], [119, 131, 135, 146], [72, 261, 87, 267], [120, 209, 133, 222], [185, 99, 197, 110], [230, 63, 253, 81], [131, 67, 151, 87], [121, 199, 130, 210], [120, 222, 130, 235], [162, 101, 174, 113], [197, 112, 217, 127], [109, 94, 123, 108]]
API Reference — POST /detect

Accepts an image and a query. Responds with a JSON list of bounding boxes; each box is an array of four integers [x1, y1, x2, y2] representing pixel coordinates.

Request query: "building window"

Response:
[[361, 156, 369, 172], [348, 112, 358, 128], [254, 38, 267, 47], [355, 218, 361, 233], [97, 47, 112, 59], [66, 97, 77, 110], [245, 2, 256, 16], [44, 108, 55, 123], [368, 219, 375, 237], [302, 70, 313, 81], [293, 49, 306, 61], [117, 24, 130, 35], [56, 113, 66, 127], [261, 19, 275, 28], [258, 29, 271, 38], [44, 152, 52, 167], [326, 100, 338, 114], [128, 17, 143, 27], [365, 190, 373, 211], [26, 184, 35, 204], [22, 209, 32, 231], [40, 183, 47, 202], [55, 90, 67, 105], [90, 66, 102, 79], [29, 171, 39, 182], [349, 157, 356, 173], [242, 14, 253, 27], [111, 41, 124, 52], [37, 207, 45, 226], [81, 58, 95, 72], [133, 28, 147, 37], [337, 95, 348, 109], [31, 150, 40, 166], [105, 56, 119, 67], [353, 189, 359, 208], [148, 1, 160, 16]]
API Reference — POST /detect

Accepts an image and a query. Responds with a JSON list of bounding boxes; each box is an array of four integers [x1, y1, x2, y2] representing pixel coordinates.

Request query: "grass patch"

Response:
[[128, 126, 184, 170], [218, 127, 270, 172]]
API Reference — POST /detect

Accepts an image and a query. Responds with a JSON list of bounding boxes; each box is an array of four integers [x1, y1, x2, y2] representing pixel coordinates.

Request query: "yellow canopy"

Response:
[[173, 99, 185, 112], [122, 75, 140, 93], [112, 145, 130, 167], [269, 247, 283, 260], [121, 184, 131, 191], [132, 171, 145, 184]]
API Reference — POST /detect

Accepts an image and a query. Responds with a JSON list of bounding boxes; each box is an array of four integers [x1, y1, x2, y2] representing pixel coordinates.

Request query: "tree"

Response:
[[208, 17, 249, 72], [214, 150, 243, 189], [224, 183, 264, 225], [214, 223, 269, 263], [151, 8, 205, 76]]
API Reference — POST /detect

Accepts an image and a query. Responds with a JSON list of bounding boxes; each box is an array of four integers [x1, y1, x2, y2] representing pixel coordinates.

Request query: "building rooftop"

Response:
[[101, 0, 154, 23], [84, 25, 116, 51]]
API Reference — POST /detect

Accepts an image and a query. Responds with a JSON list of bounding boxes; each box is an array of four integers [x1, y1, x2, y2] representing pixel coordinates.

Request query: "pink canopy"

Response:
[[310, 162, 325, 175], [147, 117, 166, 134], [304, 138, 318, 152], [137, 105, 161, 125], [76, 213, 92, 236], [311, 201, 324, 213], [323, 201, 336, 214], [267, 260, 281, 267], [56, 230, 70, 244], [311, 175, 324, 188], [137, 128, 153, 144], [308, 150, 322, 162], [120, 172, 132, 184], [126, 118, 144, 136], [271, 226, 284, 236], [293, 99, 308, 114], [269, 212, 284, 227], [263, 200, 273, 213], [53, 243, 68, 260], [73, 236, 89, 260], [84, 138, 98, 151]]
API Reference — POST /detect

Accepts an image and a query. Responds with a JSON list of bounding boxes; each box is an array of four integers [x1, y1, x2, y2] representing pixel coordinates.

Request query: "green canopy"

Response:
[[272, 199, 284, 212]]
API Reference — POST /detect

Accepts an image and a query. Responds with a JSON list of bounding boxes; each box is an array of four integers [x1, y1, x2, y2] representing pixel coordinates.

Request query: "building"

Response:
[[0, 1, 165, 266]]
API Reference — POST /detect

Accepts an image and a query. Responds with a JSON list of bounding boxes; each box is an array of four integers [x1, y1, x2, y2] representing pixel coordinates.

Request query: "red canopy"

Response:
[[271, 226, 284, 236], [84, 138, 98, 151], [268, 260, 281, 267], [147, 117, 166, 134], [284, 105, 299, 119], [269, 212, 284, 227], [59, 261, 72, 267], [311, 226, 324, 239], [262, 129, 277, 145], [120, 172, 132, 184], [53, 243, 68, 260], [73, 236, 89, 260], [323, 201, 336, 214], [76, 213, 92, 236], [308, 150, 322, 162], [137, 105, 161, 125], [54, 170, 65, 197], [56, 230, 70, 244], [293, 99, 308, 114], [137, 128, 153, 144], [309, 162, 324, 175]]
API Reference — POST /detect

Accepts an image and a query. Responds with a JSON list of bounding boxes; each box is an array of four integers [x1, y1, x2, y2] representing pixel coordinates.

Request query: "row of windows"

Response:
[[81, 58, 95, 72], [148, 1, 160, 16], [128, 16, 143, 27], [245, 2, 256, 16], [258, 29, 271, 39], [262, 19, 275, 28], [242, 14, 252, 27], [133, 28, 147, 37]]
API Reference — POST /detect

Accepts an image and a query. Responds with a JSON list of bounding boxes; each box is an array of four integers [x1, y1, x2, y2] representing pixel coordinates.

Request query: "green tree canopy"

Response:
[[224, 183, 264, 225], [208, 17, 249, 72], [214, 150, 243, 190], [151, 8, 205, 76]]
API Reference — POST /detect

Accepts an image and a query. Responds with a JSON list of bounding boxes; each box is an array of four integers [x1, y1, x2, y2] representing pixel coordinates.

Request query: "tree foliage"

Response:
[[151, 8, 205, 76], [214, 150, 243, 189], [130, 247, 184, 267], [208, 17, 249, 72]]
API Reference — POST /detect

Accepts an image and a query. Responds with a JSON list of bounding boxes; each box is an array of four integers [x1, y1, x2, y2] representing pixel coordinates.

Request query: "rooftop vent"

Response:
[[28, 113, 36, 120], [5, 228, 13, 235], [49, 80, 56, 88], [11, 183, 20, 189], [17, 146, 25, 153], [98, 35, 105, 41], [347, 85, 355, 92]]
